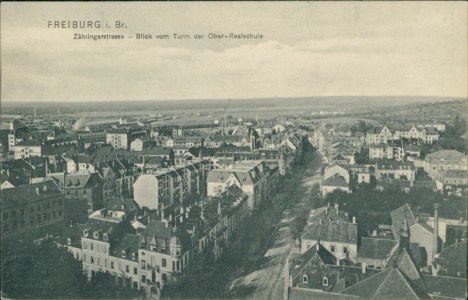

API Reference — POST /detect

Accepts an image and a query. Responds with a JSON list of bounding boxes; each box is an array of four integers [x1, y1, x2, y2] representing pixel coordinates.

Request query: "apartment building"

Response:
[[106, 129, 129, 150], [424, 150, 468, 179], [2, 180, 65, 241], [206, 160, 269, 210]]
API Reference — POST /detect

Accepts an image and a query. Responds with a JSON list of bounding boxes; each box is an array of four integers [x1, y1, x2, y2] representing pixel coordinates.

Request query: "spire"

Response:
[[399, 217, 411, 253]]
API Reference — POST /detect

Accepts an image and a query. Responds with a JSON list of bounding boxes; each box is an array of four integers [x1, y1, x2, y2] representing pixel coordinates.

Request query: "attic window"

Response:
[[122, 251, 126, 258], [302, 274, 308, 284], [132, 253, 136, 260], [93, 231, 99, 239], [323, 277, 329, 286], [103, 233, 108, 241], [83, 230, 89, 237]]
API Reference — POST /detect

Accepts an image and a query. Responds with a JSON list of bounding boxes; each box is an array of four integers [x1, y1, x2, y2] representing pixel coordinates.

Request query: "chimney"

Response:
[[336, 258, 340, 266], [43, 185, 47, 193], [352, 216, 356, 224], [164, 219, 168, 228], [433, 203, 440, 260], [161, 209, 165, 221], [334, 203, 339, 214], [316, 242, 320, 251], [35, 187, 40, 195], [180, 215, 183, 223], [361, 263, 366, 274]]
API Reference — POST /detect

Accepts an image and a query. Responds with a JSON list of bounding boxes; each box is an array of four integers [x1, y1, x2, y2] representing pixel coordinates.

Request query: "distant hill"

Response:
[[1, 96, 465, 116]]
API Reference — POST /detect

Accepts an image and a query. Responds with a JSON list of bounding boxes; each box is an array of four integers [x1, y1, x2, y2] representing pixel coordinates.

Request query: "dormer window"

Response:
[[83, 230, 89, 237], [323, 276, 329, 286], [103, 233, 108, 241], [122, 251, 126, 258], [302, 274, 308, 284], [93, 231, 99, 239], [132, 253, 136, 260]]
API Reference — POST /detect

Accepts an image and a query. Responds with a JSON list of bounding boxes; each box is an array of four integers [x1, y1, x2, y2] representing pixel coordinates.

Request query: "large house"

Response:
[[2, 180, 65, 241], [374, 160, 416, 182], [206, 160, 270, 210], [424, 150, 468, 179], [301, 218, 358, 262], [133, 160, 211, 211], [106, 129, 129, 150], [14, 139, 43, 159]]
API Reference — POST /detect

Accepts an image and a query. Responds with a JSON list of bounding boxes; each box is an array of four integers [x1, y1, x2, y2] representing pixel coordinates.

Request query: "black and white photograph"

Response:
[[1, 2, 467, 299]]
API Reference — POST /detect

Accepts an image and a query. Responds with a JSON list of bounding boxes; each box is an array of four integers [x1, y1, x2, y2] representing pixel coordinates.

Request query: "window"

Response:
[[132, 253, 136, 260], [90, 243, 94, 250], [302, 274, 308, 284], [162, 258, 166, 267], [142, 275, 147, 283], [162, 273, 167, 282], [323, 277, 329, 286], [343, 246, 348, 254], [134, 268, 138, 275], [330, 245, 336, 253], [122, 251, 126, 258], [111, 262, 115, 269], [126, 265, 130, 273], [83, 242, 87, 249], [91, 256, 94, 264]]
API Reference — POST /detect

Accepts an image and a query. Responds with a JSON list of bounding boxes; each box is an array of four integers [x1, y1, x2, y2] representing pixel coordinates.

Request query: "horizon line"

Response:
[[2, 95, 467, 104]]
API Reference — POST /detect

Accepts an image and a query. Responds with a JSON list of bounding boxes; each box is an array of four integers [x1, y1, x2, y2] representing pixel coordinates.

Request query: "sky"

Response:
[[1, 2, 467, 103]]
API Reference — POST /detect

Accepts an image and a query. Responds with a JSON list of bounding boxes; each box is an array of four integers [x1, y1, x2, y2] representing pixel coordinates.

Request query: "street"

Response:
[[228, 149, 325, 300]]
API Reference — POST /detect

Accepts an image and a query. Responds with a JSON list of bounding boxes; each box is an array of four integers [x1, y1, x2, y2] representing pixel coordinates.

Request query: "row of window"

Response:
[[3, 200, 62, 220], [3, 210, 62, 232]]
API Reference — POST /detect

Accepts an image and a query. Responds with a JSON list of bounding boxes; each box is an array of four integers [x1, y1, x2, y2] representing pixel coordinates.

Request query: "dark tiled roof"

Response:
[[290, 243, 337, 281], [322, 176, 349, 188], [422, 275, 467, 298], [341, 267, 420, 299], [425, 150, 467, 161], [290, 287, 358, 300], [358, 237, 397, 260], [434, 242, 467, 278], [111, 233, 140, 261], [390, 204, 417, 239], [1, 180, 63, 209], [302, 221, 357, 244], [16, 139, 42, 146]]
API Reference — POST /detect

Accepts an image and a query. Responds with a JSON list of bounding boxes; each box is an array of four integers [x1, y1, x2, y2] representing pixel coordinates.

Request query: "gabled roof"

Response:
[[340, 267, 420, 299], [16, 139, 42, 146], [111, 233, 140, 259], [302, 220, 357, 245], [358, 237, 398, 260], [422, 275, 467, 299], [322, 176, 349, 188], [434, 241, 467, 278], [425, 150, 467, 161], [390, 204, 417, 239], [1, 180, 63, 209], [290, 243, 337, 281]]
